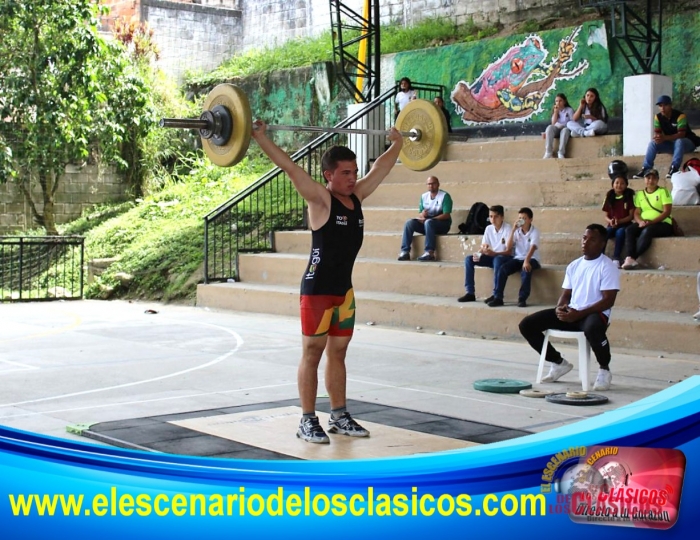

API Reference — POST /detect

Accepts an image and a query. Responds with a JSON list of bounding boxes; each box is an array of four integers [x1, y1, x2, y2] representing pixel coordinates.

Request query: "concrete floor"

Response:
[[1, 300, 698, 455]]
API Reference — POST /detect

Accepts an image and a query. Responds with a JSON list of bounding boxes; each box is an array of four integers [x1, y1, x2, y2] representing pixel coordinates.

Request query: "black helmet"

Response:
[[608, 159, 628, 180]]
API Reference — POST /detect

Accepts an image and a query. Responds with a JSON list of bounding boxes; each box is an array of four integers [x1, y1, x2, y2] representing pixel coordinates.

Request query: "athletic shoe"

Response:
[[667, 165, 679, 179], [417, 252, 436, 261], [593, 369, 612, 391], [558, 152, 566, 159], [584, 129, 595, 137], [517, 299, 527, 308], [543, 152, 553, 159], [487, 298, 504, 307], [296, 416, 330, 444], [458, 293, 476, 302], [541, 359, 573, 383], [621, 256, 638, 270], [483, 295, 494, 304], [632, 168, 647, 179], [328, 412, 370, 437], [693, 309, 700, 321], [397, 251, 410, 261]]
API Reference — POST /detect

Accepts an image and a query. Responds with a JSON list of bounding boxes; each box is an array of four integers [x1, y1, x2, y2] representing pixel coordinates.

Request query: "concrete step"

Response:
[[236, 252, 700, 314], [369, 175, 690, 208], [443, 135, 622, 161], [196, 282, 700, 355], [361, 205, 700, 236], [273, 230, 700, 271]]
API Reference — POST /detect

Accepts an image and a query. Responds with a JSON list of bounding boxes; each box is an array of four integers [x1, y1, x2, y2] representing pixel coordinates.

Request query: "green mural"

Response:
[[395, 21, 612, 127], [395, 12, 700, 127]]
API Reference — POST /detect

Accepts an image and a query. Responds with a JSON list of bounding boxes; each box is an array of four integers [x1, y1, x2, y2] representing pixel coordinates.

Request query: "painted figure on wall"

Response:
[[451, 26, 590, 124]]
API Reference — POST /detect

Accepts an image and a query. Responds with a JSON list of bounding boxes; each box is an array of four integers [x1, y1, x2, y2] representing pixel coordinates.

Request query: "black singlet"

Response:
[[300, 193, 364, 296]]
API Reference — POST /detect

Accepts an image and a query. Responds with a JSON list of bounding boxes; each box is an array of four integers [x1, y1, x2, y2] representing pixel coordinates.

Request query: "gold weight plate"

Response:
[[201, 84, 252, 167], [395, 99, 448, 172]]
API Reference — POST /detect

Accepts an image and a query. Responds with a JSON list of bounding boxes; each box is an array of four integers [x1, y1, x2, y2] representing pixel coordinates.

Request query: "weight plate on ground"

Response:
[[201, 84, 252, 167], [520, 389, 551, 398], [545, 393, 609, 406], [395, 99, 448, 171], [474, 378, 532, 394], [566, 391, 589, 399]]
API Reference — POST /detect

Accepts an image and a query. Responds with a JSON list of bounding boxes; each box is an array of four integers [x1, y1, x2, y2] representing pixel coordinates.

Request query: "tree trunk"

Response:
[[39, 170, 58, 235]]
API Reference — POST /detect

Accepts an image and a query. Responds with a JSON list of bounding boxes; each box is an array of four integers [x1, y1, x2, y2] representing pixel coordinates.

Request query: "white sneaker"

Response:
[[621, 257, 638, 270], [693, 309, 700, 321], [558, 152, 565, 159], [584, 129, 595, 137], [593, 369, 612, 391], [541, 359, 573, 383], [543, 152, 553, 159]]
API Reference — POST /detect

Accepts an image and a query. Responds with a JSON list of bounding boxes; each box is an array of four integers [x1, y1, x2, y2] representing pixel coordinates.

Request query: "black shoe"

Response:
[[632, 168, 647, 179], [487, 298, 504, 307], [458, 293, 476, 302], [397, 251, 410, 261], [667, 165, 679, 179], [417, 252, 436, 261], [517, 299, 527, 307], [484, 295, 494, 304]]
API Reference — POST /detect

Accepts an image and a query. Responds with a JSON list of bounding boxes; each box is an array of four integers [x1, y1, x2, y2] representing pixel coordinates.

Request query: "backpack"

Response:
[[458, 202, 489, 235]]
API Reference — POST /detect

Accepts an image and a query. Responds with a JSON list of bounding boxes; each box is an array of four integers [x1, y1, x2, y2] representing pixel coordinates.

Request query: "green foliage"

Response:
[[77, 154, 269, 301], [185, 18, 501, 86], [0, 0, 154, 233], [186, 33, 336, 85]]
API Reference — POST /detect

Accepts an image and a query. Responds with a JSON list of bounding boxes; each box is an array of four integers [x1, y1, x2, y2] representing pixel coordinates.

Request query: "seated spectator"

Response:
[[670, 157, 700, 205], [518, 224, 620, 391], [602, 160, 635, 267], [543, 93, 574, 159], [457, 205, 512, 303], [398, 176, 452, 262], [488, 207, 540, 308], [633, 95, 700, 179], [434, 96, 453, 133], [566, 88, 608, 138], [394, 77, 417, 120], [621, 169, 673, 270]]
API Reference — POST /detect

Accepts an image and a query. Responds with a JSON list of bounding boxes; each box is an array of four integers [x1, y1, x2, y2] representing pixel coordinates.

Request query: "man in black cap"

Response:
[[633, 95, 700, 179]]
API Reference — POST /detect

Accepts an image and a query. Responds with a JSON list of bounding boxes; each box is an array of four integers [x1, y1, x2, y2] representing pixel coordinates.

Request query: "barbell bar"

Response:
[[159, 83, 448, 171]]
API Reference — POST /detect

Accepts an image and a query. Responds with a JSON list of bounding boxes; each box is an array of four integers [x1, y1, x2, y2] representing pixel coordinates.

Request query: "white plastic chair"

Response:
[[536, 329, 592, 391]]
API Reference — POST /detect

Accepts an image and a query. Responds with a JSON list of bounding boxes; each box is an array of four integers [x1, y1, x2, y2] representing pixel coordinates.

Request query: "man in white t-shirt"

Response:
[[488, 207, 540, 308], [394, 77, 417, 120], [518, 224, 620, 391], [458, 205, 512, 303]]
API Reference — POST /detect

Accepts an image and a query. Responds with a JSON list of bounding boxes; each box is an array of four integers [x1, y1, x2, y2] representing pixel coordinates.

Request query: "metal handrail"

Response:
[[203, 82, 444, 283]]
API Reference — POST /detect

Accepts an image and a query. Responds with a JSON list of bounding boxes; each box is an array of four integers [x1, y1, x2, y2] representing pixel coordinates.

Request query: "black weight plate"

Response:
[[545, 393, 609, 406]]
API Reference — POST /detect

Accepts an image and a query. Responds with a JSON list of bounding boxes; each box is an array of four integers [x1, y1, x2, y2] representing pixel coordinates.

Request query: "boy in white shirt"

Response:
[[488, 207, 540, 307], [518, 224, 620, 391], [458, 205, 512, 303]]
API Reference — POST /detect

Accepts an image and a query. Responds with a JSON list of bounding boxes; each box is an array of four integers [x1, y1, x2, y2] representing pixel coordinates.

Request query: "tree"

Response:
[[0, 0, 153, 234]]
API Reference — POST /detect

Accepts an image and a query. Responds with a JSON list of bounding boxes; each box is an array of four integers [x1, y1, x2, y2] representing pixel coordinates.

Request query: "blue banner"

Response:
[[2, 377, 699, 539]]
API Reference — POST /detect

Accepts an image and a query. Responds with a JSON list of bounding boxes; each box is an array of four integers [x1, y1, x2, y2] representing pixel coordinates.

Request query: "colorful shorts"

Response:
[[300, 289, 356, 337]]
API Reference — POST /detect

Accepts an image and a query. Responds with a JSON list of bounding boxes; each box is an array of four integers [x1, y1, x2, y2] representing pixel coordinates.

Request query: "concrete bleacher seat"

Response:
[[197, 134, 700, 356]]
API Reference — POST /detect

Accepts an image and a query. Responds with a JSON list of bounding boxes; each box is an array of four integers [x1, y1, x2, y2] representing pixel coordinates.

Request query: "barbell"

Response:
[[159, 83, 448, 172]]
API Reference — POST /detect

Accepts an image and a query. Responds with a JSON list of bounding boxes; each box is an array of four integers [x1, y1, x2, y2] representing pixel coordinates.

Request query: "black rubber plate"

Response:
[[545, 393, 609, 406]]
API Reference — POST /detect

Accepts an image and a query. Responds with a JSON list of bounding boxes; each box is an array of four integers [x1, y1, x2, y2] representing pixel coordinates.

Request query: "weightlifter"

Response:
[[252, 120, 403, 444]]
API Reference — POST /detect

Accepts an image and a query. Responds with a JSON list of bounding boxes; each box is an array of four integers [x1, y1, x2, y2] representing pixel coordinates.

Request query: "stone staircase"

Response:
[[197, 135, 700, 356]]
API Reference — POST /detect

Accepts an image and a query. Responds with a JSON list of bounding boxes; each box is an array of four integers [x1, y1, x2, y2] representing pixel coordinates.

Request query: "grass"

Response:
[[185, 17, 501, 86], [57, 153, 271, 303]]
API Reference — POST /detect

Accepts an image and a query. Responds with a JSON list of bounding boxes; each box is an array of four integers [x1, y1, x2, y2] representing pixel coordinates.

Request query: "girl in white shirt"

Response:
[[543, 93, 575, 159], [567, 88, 608, 138]]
